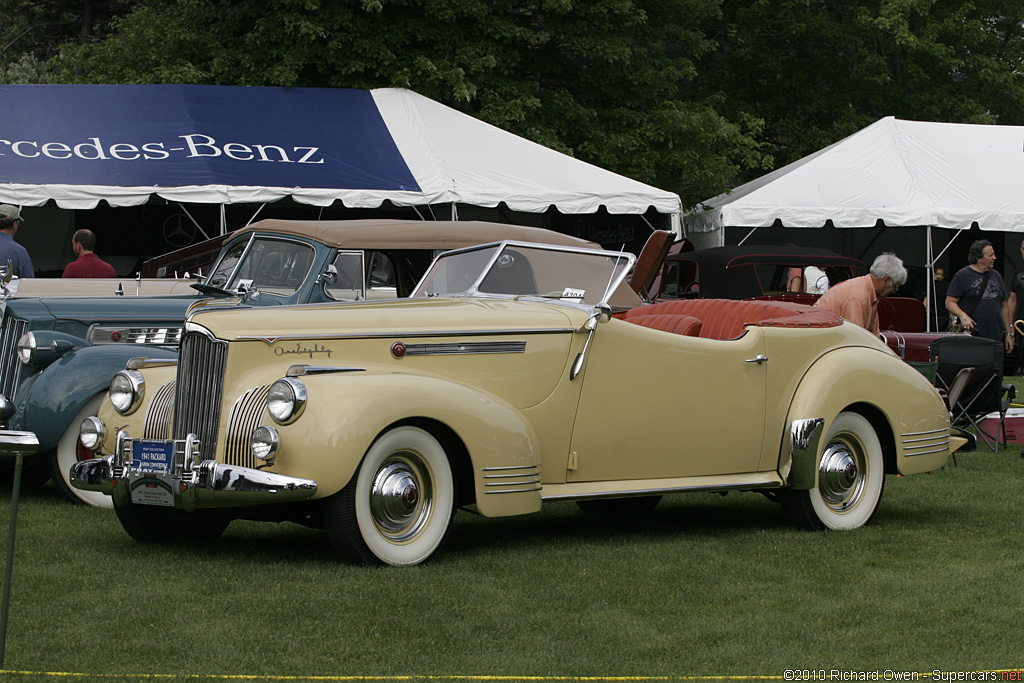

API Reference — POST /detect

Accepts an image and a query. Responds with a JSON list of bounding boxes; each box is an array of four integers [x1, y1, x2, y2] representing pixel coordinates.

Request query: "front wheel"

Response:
[[324, 425, 455, 566], [781, 411, 885, 530], [47, 393, 112, 508]]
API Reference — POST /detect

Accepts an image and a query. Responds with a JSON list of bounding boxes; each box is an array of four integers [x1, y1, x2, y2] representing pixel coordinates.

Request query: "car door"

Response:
[[565, 320, 769, 482]]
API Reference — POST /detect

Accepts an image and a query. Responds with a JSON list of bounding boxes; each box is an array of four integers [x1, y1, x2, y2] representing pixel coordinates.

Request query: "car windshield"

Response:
[[205, 236, 316, 298], [412, 241, 634, 307]]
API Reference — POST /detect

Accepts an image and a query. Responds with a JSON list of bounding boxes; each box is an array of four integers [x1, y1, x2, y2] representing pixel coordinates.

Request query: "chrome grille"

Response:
[[225, 385, 270, 468], [0, 314, 28, 400], [172, 330, 227, 459], [143, 381, 176, 440]]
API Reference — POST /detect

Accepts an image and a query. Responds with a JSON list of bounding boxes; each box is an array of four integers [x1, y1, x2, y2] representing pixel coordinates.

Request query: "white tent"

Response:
[[0, 85, 681, 231], [686, 116, 1024, 238], [684, 116, 1024, 327]]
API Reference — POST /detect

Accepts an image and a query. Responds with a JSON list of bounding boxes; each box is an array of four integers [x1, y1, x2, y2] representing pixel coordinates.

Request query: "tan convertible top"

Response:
[[235, 219, 599, 250]]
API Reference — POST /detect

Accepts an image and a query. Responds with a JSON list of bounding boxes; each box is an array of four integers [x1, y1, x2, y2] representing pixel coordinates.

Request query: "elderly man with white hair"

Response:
[[813, 252, 907, 336]]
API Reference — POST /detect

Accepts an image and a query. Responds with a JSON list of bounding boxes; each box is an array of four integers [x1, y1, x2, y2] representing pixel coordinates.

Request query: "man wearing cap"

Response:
[[0, 204, 34, 278], [62, 229, 118, 278]]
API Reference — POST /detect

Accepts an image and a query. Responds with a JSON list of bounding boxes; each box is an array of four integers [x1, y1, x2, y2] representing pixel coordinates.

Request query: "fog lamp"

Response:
[[251, 425, 279, 462]]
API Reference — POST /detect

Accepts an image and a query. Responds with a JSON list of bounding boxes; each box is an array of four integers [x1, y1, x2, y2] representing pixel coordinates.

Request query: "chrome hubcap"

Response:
[[818, 440, 865, 511], [370, 453, 433, 541]]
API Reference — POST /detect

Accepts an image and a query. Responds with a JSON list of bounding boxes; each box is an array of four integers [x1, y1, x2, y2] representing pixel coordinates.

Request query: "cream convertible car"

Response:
[[71, 241, 955, 566]]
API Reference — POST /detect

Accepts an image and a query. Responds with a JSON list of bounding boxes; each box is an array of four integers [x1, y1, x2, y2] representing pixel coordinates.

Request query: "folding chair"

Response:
[[930, 336, 1016, 452], [941, 367, 974, 467]]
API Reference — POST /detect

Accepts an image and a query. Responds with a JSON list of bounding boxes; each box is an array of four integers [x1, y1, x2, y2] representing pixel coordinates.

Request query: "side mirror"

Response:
[[316, 264, 339, 287]]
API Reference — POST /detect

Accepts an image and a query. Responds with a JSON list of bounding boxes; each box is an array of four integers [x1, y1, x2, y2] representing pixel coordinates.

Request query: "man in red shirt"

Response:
[[62, 229, 118, 278]]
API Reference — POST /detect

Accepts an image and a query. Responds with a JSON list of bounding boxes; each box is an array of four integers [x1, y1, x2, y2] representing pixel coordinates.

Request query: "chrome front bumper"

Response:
[[70, 435, 317, 511]]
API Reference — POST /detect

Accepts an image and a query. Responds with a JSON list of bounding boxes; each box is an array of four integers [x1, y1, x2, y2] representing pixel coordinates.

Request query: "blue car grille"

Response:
[[172, 330, 227, 459], [0, 313, 28, 401]]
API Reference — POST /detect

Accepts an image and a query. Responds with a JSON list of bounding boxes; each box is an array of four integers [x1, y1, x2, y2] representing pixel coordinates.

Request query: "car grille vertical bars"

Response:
[[0, 315, 27, 400], [225, 385, 270, 469], [172, 329, 227, 459], [143, 381, 176, 440]]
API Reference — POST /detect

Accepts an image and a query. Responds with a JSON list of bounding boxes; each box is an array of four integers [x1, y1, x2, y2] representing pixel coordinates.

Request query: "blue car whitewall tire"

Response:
[[49, 393, 113, 508]]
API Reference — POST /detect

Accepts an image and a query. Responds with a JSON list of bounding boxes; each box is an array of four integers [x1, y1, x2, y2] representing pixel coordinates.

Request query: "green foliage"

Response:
[[694, 0, 1024, 169], [1, 441, 1022, 679]]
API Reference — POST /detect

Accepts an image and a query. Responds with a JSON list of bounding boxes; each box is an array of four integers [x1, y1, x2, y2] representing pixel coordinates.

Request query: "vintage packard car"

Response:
[[1, 219, 594, 505], [70, 239, 955, 566]]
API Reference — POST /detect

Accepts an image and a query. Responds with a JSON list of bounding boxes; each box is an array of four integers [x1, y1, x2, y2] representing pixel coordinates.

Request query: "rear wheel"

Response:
[[324, 425, 455, 566], [114, 503, 230, 543], [782, 411, 885, 530], [47, 393, 112, 507]]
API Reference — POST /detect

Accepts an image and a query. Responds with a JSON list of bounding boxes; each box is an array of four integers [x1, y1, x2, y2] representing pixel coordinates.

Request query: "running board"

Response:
[[541, 472, 784, 502]]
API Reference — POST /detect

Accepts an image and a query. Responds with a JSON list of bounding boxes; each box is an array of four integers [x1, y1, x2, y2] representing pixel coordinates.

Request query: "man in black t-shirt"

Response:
[[946, 239, 1014, 351]]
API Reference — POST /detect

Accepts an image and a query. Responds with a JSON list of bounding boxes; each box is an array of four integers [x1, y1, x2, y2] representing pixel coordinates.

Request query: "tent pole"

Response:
[[926, 227, 933, 332], [175, 204, 211, 241], [737, 226, 759, 246], [219, 204, 227, 236], [245, 203, 267, 226], [451, 203, 458, 220]]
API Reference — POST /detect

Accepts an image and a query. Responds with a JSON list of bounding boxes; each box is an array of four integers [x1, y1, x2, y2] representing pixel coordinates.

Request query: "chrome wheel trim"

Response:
[[369, 452, 434, 542], [54, 394, 113, 508], [817, 439, 866, 512]]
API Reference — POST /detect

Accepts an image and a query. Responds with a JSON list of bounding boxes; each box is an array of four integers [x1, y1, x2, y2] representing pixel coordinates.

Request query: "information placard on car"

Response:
[[133, 440, 174, 474]]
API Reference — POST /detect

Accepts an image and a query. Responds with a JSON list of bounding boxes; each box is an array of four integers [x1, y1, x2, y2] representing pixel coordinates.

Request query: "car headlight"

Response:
[[109, 370, 145, 415], [266, 378, 306, 424], [17, 332, 37, 365], [251, 425, 279, 463], [79, 416, 106, 451]]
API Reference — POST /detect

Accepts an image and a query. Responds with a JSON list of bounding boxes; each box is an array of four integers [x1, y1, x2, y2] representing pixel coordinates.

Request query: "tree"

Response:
[[1, 0, 130, 83], [50, 0, 771, 207], [693, 0, 1024, 170]]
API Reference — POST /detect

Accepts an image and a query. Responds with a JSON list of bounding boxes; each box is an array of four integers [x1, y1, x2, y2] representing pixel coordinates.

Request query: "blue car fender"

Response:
[[19, 344, 178, 453]]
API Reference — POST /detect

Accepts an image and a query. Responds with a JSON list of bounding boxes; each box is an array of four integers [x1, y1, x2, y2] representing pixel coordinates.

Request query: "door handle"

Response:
[[745, 354, 768, 364]]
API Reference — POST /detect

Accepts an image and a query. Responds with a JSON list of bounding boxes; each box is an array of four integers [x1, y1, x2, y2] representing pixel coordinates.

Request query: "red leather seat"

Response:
[[621, 299, 841, 340]]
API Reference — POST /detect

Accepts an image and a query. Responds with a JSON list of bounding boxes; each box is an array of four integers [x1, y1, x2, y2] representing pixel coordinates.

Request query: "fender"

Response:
[[272, 372, 543, 518], [782, 346, 951, 489], [19, 344, 178, 453]]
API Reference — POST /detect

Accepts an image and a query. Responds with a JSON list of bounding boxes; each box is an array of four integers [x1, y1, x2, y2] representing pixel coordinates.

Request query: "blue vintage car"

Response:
[[0, 219, 596, 505]]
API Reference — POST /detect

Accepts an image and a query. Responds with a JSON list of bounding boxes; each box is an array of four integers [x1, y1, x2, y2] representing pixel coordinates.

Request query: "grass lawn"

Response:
[[1, 435, 1022, 682]]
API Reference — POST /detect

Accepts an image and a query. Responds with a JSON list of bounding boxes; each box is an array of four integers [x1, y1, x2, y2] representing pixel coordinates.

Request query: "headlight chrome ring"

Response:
[[251, 425, 280, 463], [79, 416, 107, 451], [16, 332, 37, 365], [267, 377, 306, 425], [109, 370, 146, 415]]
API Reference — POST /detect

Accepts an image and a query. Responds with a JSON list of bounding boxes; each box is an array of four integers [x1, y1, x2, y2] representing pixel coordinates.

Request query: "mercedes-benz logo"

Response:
[[162, 214, 198, 248]]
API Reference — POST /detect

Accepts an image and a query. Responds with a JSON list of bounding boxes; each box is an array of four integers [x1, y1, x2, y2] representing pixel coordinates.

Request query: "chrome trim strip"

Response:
[[127, 358, 179, 370], [485, 486, 544, 494], [237, 328, 575, 342], [404, 341, 526, 356], [482, 465, 539, 472], [483, 472, 539, 479], [902, 434, 950, 444], [542, 479, 781, 501], [285, 365, 366, 377], [903, 447, 949, 456], [902, 428, 950, 437]]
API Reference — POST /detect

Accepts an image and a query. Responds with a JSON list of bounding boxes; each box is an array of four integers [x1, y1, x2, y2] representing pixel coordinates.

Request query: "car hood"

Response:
[[2, 294, 199, 324], [188, 297, 583, 341]]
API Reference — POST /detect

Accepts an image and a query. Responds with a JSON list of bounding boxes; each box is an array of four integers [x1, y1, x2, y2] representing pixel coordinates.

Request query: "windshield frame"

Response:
[[205, 234, 317, 298], [411, 240, 636, 308]]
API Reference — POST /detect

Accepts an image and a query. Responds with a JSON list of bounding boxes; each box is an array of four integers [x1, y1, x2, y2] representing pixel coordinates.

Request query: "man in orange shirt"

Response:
[[813, 253, 907, 336]]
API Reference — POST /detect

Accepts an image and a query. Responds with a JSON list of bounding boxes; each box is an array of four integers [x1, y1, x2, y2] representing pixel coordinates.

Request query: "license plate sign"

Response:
[[133, 440, 174, 474]]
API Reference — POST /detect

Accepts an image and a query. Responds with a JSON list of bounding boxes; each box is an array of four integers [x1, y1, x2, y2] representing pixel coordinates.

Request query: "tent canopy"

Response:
[[686, 116, 1024, 234], [0, 84, 680, 227]]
